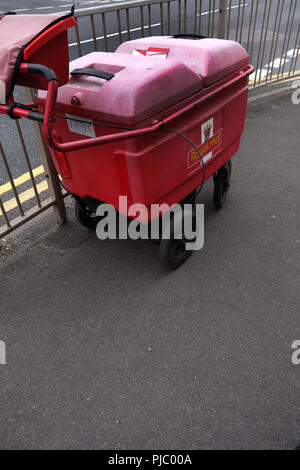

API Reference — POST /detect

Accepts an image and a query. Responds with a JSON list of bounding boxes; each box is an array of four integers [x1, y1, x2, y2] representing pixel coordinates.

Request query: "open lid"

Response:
[[0, 12, 75, 103], [116, 36, 250, 87]]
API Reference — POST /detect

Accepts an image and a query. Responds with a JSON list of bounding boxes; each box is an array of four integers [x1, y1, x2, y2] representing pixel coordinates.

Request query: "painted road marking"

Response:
[[0, 180, 48, 217], [0, 0, 130, 14], [69, 23, 161, 47], [0, 166, 44, 196], [198, 3, 248, 16], [249, 69, 300, 85], [250, 48, 300, 82]]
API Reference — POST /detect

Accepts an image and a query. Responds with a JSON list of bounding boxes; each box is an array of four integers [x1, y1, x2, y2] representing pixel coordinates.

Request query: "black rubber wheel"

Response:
[[213, 161, 231, 210], [159, 211, 196, 270], [75, 201, 100, 230]]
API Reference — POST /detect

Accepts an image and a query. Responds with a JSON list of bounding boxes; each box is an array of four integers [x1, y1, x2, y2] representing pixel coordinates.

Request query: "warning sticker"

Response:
[[132, 47, 170, 59]]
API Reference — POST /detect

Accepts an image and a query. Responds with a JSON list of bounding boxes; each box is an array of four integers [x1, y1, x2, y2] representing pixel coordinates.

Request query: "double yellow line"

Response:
[[0, 165, 48, 216], [249, 69, 300, 86]]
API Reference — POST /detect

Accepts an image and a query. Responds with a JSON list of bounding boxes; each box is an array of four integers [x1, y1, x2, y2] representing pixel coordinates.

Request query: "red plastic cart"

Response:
[[0, 14, 254, 268]]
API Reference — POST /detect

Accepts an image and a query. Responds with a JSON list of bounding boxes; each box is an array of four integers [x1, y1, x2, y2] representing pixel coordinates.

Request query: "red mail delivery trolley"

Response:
[[0, 14, 254, 268]]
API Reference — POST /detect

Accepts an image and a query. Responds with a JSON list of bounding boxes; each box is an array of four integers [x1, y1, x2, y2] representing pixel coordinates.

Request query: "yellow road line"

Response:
[[0, 180, 48, 216], [249, 69, 300, 85], [0, 165, 44, 196], [271, 75, 300, 86]]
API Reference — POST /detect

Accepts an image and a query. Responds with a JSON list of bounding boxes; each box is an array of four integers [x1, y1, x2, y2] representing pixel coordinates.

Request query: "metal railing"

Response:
[[0, 0, 299, 238], [0, 89, 66, 239], [70, 0, 300, 87]]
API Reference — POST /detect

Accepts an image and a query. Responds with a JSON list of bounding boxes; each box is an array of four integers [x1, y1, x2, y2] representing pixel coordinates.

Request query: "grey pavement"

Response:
[[0, 91, 299, 449]]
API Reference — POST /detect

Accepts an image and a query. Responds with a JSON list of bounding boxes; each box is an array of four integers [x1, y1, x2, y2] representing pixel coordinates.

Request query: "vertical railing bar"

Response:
[[0, 142, 24, 217], [207, 0, 212, 36], [282, 0, 297, 77], [269, 0, 285, 80], [194, 0, 198, 34], [160, 3, 164, 35], [116, 10, 122, 43], [246, 0, 255, 51], [290, 23, 300, 74], [15, 120, 41, 208], [227, 0, 232, 39], [101, 12, 108, 51], [183, 0, 187, 34], [265, 0, 280, 80], [253, 0, 268, 87], [90, 14, 98, 51], [239, 0, 246, 44], [178, 0, 181, 34], [102, 12, 109, 51], [140, 6, 145, 38], [198, 0, 202, 35], [258, 0, 272, 84], [75, 23, 82, 57], [167, 0, 170, 35], [235, 0, 241, 42], [125, 8, 131, 41], [211, 0, 216, 37], [277, 0, 294, 78], [148, 4, 152, 36], [0, 194, 10, 228], [249, 0, 259, 63], [218, 0, 228, 39]]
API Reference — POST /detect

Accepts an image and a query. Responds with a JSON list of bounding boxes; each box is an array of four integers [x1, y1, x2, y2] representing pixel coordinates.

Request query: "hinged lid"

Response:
[[44, 51, 204, 125], [116, 36, 249, 87]]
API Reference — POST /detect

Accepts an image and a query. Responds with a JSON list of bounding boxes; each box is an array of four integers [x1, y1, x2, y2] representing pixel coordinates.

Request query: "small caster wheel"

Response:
[[75, 200, 100, 230], [159, 210, 196, 270], [213, 160, 232, 210]]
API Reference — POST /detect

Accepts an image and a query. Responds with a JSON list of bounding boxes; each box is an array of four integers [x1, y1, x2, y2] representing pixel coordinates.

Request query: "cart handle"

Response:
[[0, 62, 58, 143], [71, 68, 115, 81], [23, 63, 58, 84], [173, 34, 207, 39]]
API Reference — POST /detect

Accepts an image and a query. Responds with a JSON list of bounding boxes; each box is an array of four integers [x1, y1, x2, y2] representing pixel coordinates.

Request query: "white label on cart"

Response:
[[66, 114, 96, 138]]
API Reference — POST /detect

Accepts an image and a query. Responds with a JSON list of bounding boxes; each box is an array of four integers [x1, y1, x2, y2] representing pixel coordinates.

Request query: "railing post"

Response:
[[25, 89, 67, 226], [217, 0, 227, 39]]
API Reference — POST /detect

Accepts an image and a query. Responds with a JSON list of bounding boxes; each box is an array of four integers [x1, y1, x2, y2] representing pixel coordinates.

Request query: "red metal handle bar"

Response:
[[0, 62, 58, 141], [18, 63, 58, 144], [50, 65, 254, 152]]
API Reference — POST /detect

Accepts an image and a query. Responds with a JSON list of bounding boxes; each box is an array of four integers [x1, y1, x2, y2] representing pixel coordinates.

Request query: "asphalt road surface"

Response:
[[0, 0, 299, 223]]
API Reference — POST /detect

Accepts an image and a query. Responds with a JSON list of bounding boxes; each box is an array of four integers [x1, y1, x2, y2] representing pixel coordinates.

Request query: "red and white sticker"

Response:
[[132, 47, 170, 59], [188, 117, 223, 169]]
